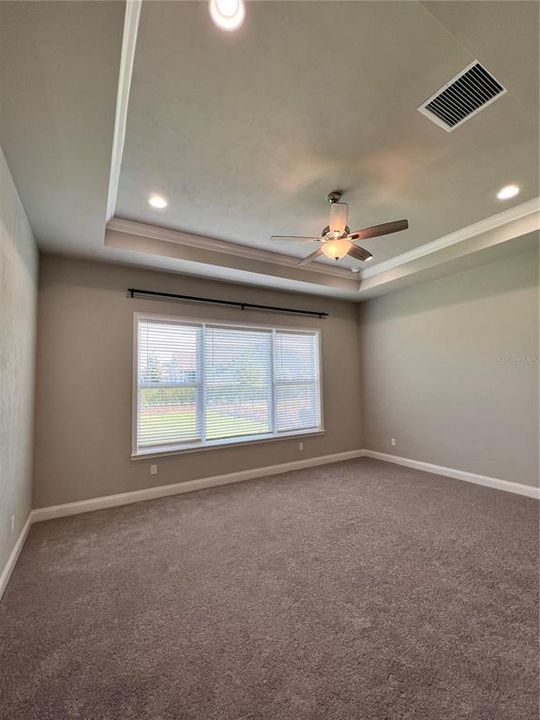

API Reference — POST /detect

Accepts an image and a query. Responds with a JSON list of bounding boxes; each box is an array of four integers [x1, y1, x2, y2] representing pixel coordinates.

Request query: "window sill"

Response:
[[131, 428, 326, 460]]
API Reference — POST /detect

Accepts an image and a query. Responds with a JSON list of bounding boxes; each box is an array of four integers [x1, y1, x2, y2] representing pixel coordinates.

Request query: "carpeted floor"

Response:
[[1, 458, 538, 720]]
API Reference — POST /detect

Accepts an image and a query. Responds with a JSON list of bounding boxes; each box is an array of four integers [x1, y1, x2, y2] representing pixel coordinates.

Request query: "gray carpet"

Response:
[[0, 458, 538, 720]]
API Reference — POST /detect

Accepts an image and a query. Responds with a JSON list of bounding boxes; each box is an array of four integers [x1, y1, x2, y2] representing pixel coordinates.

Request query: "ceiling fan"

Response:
[[271, 192, 409, 266]]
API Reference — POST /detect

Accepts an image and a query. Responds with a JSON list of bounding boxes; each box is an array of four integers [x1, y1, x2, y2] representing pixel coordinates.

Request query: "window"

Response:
[[133, 314, 322, 456]]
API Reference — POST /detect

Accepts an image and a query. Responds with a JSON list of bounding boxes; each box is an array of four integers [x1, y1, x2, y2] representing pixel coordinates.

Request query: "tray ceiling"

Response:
[[1, 1, 538, 299]]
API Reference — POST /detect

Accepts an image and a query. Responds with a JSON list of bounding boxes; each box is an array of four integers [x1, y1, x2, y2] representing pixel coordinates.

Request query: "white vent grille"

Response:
[[418, 61, 506, 132]]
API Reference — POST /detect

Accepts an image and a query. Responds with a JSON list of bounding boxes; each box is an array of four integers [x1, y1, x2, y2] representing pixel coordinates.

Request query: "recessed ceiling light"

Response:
[[497, 184, 520, 200], [209, 0, 245, 31], [148, 194, 168, 209]]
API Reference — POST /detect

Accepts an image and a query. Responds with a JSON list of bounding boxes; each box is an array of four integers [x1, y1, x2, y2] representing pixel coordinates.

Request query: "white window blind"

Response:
[[134, 316, 322, 455], [274, 331, 320, 433], [137, 321, 201, 448], [204, 326, 272, 440]]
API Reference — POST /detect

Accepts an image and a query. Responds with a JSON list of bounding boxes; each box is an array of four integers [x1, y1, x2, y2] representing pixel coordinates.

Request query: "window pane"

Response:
[[275, 383, 319, 432], [138, 321, 199, 385], [135, 318, 322, 453], [274, 332, 318, 382], [138, 386, 198, 447], [204, 327, 272, 440], [274, 331, 320, 432], [138, 321, 201, 448]]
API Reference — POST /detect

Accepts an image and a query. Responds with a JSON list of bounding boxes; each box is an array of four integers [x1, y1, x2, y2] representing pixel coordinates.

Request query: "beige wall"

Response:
[[359, 247, 539, 487], [33, 244, 539, 508], [34, 255, 363, 507], [0, 149, 38, 572]]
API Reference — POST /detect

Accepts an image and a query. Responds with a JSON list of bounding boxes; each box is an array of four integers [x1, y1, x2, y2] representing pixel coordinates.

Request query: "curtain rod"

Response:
[[127, 288, 328, 319]]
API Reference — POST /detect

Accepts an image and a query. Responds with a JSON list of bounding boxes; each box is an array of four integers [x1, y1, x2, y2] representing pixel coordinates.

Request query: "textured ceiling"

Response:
[[0, 1, 124, 253], [1, 1, 538, 296], [117, 1, 538, 268]]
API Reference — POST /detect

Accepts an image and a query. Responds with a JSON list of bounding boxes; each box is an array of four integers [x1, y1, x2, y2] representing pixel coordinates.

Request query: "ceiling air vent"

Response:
[[418, 61, 506, 132]]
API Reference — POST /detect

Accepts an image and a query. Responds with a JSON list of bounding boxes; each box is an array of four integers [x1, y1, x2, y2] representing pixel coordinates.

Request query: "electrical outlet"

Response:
[[298, 441, 304, 451], [391, 438, 397, 447], [150, 464, 158, 475], [10, 514, 15, 533]]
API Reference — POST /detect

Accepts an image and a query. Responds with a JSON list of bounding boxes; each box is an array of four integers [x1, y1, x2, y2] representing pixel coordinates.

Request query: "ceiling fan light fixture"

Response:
[[321, 238, 351, 261], [271, 190, 408, 267], [209, 0, 245, 31]]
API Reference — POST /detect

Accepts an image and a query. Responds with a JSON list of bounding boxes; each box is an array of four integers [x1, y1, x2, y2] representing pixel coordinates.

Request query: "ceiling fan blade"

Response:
[[347, 245, 373, 262], [270, 235, 319, 242], [328, 202, 349, 233], [349, 219, 409, 241], [297, 248, 323, 266]]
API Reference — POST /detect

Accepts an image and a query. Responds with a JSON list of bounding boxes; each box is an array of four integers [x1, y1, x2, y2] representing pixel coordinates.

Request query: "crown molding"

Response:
[[361, 196, 540, 280], [107, 217, 355, 280], [106, 1, 142, 221], [107, 196, 539, 296]]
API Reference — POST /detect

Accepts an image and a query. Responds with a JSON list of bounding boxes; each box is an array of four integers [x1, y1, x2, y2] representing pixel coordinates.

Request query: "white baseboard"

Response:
[[3, 449, 537, 601], [363, 450, 540, 500], [0, 514, 32, 600], [31, 449, 365, 522], [30, 448, 540, 524]]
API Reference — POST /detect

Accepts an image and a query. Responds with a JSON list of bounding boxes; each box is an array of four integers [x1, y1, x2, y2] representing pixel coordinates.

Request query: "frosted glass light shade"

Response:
[[328, 202, 348, 233], [321, 238, 351, 260]]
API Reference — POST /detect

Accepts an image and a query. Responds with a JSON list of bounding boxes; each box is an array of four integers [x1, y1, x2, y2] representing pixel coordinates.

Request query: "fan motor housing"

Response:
[[321, 225, 350, 239]]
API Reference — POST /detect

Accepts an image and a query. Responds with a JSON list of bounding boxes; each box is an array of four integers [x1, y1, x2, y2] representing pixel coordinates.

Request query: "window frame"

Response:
[[132, 312, 324, 458]]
